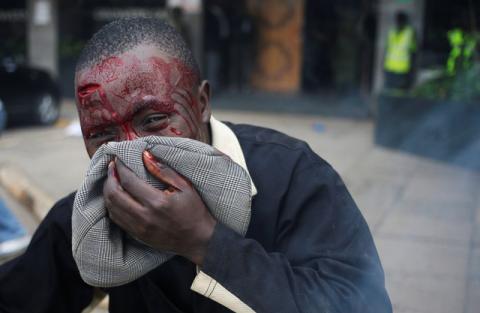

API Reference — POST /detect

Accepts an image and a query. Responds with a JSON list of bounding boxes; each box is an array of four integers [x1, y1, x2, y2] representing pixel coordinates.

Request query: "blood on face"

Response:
[[76, 52, 200, 148], [169, 127, 183, 136]]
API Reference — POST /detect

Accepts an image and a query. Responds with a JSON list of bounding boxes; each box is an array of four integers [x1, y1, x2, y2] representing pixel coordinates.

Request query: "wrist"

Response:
[[186, 217, 217, 265]]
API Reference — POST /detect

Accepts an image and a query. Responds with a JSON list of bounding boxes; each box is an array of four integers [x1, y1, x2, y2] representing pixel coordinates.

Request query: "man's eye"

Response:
[[87, 130, 116, 140], [143, 114, 169, 129]]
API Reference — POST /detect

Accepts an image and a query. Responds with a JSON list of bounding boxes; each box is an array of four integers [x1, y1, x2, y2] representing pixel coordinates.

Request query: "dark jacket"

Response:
[[0, 123, 392, 313]]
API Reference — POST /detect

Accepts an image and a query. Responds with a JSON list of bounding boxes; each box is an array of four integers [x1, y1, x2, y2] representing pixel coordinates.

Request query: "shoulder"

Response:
[[225, 123, 361, 250], [226, 122, 329, 171], [225, 122, 339, 201], [48, 192, 76, 219], [227, 122, 306, 148], [37, 192, 76, 238]]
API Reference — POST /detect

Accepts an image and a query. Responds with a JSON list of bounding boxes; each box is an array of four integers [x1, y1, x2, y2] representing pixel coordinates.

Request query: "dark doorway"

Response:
[[301, 0, 336, 92], [203, 0, 256, 93], [0, 1, 27, 63], [302, 0, 377, 97]]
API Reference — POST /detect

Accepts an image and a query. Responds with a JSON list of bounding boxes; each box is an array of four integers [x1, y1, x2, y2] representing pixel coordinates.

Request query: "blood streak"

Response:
[[94, 87, 143, 140], [169, 127, 183, 136], [77, 83, 101, 102], [122, 123, 139, 140], [96, 88, 120, 122]]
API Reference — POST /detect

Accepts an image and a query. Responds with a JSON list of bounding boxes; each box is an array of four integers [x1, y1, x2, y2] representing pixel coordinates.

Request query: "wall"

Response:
[[27, 0, 58, 77], [249, 0, 305, 93]]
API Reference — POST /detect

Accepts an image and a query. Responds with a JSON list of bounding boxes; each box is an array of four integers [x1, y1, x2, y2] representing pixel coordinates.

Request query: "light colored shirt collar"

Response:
[[210, 115, 258, 196]]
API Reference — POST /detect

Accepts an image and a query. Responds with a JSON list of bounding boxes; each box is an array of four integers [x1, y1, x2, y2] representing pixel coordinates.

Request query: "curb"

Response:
[[0, 163, 54, 221], [0, 163, 109, 312]]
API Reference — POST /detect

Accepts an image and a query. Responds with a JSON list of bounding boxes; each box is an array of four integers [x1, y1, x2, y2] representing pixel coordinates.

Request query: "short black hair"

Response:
[[76, 17, 200, 80]]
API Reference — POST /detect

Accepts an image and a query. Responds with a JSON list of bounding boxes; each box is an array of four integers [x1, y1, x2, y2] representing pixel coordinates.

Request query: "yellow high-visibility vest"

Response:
[[384, 26, 416, 74]]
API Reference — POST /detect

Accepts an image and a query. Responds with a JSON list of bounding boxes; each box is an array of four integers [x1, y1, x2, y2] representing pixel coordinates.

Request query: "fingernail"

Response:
[[108, 161, 113, 175], [143, 150, 155, 162]]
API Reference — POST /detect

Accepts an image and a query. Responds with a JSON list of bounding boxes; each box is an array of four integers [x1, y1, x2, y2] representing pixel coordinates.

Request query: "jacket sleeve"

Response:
[[0, 195, 94, 313], [192, 161, 392, 313]]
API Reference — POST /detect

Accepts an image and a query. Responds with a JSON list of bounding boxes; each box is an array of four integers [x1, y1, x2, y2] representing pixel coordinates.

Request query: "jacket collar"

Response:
[[210, 116, 258, 196]]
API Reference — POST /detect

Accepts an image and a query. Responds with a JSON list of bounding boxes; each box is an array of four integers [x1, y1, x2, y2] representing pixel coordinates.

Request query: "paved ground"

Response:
[[1, 101, 479, 313]]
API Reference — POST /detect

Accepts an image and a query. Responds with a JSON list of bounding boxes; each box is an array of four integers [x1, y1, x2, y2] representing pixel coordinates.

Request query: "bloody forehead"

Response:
[[76, 53, 199, 134], [77, 54, 197, 100]]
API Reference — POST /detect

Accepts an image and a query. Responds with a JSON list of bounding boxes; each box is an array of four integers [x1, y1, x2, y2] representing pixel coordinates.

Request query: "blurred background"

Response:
[[0, 0, 479, 312]]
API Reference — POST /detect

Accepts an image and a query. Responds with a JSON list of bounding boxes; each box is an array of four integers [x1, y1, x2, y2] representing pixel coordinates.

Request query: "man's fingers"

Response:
[[103, 162, 146, 234], [142, 151, 190, 191], [114, 158, 166, 207], [103, 161, 123, 200]]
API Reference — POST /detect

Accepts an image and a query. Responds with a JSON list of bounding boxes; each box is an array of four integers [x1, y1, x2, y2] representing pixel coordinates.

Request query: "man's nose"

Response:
[[125, 131, 138, 141], [120, 124, 139, 141]]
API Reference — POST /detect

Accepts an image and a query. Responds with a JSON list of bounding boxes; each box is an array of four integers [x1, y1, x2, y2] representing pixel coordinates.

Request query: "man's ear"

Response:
[[197, 80, 211, 123]]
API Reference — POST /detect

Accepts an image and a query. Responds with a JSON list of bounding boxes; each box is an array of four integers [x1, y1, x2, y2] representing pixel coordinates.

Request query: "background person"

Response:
[[384, 11, 417, 90]]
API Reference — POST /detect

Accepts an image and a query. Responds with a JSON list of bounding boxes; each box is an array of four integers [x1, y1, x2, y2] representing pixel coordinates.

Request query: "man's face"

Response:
[[75, 44, 210, 157]]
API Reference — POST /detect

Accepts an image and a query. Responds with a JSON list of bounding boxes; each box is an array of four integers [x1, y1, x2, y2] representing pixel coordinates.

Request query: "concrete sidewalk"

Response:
[[0, 101, 479, 313]]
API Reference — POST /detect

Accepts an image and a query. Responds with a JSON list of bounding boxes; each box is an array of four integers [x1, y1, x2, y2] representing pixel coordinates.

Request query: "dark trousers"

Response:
[[384, 71, 411, 90]]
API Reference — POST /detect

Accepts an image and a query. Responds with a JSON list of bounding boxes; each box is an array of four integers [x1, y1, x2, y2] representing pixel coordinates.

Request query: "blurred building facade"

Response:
[[0, 0, 478, 105]]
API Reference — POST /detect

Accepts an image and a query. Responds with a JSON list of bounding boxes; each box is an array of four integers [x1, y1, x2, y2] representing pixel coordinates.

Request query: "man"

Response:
[[0, 18, 391, 312], [384, 11, 416, 90]]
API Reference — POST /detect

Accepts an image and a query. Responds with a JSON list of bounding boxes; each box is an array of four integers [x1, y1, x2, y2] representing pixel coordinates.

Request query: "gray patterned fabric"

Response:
[[72, 136, 252, 287]]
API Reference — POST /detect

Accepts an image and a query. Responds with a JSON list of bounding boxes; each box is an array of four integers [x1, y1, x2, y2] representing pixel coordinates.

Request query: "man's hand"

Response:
[[103, 151, 217, 266]]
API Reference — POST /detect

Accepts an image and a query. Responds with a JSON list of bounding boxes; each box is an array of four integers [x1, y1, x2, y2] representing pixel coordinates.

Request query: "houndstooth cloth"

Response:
[[72, 136, 252, 287]]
